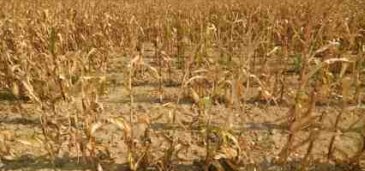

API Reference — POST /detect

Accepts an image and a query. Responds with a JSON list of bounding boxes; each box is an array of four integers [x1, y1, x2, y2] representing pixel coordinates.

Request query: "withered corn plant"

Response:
[[0, 0, 364, 170]]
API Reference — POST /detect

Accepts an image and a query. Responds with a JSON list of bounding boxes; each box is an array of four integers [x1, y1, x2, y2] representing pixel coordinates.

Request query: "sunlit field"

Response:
[[1, 0, 365, 170]]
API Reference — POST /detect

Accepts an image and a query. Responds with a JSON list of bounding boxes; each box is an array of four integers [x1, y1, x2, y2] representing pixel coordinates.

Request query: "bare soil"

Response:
[[1, 44, 365, 171]]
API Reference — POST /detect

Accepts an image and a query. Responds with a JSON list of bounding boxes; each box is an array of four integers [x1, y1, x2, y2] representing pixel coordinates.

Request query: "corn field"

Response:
[[0, 0, 365, 170]]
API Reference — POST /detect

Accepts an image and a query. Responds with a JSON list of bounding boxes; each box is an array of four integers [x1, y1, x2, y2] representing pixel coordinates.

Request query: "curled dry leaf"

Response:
[[184, 75, 208, 87], [130, 55, 142, 67], [144, 63, 161, 79], [21, 79, 40, 103], [323, 58, 351, 65], [90, 122, 103, 136], [11, 82, 19, 98], [16, 138, 42, 148], [214, 146, 238, 160], [190, 88, 200, 104], [109, 117, 131, 138]]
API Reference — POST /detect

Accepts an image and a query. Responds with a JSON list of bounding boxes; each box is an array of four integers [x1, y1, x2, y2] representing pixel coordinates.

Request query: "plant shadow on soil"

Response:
[[1, 155, 362, 171], [1, 155, 201, 171], [0, 116, 40, 126]]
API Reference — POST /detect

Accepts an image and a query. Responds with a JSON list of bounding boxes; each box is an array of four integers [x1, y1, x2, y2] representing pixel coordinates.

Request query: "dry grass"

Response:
[[0, 0, 365, 170]]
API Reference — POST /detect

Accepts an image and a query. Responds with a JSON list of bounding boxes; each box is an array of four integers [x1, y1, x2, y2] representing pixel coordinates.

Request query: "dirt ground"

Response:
[[1, 44, 365, 171]]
